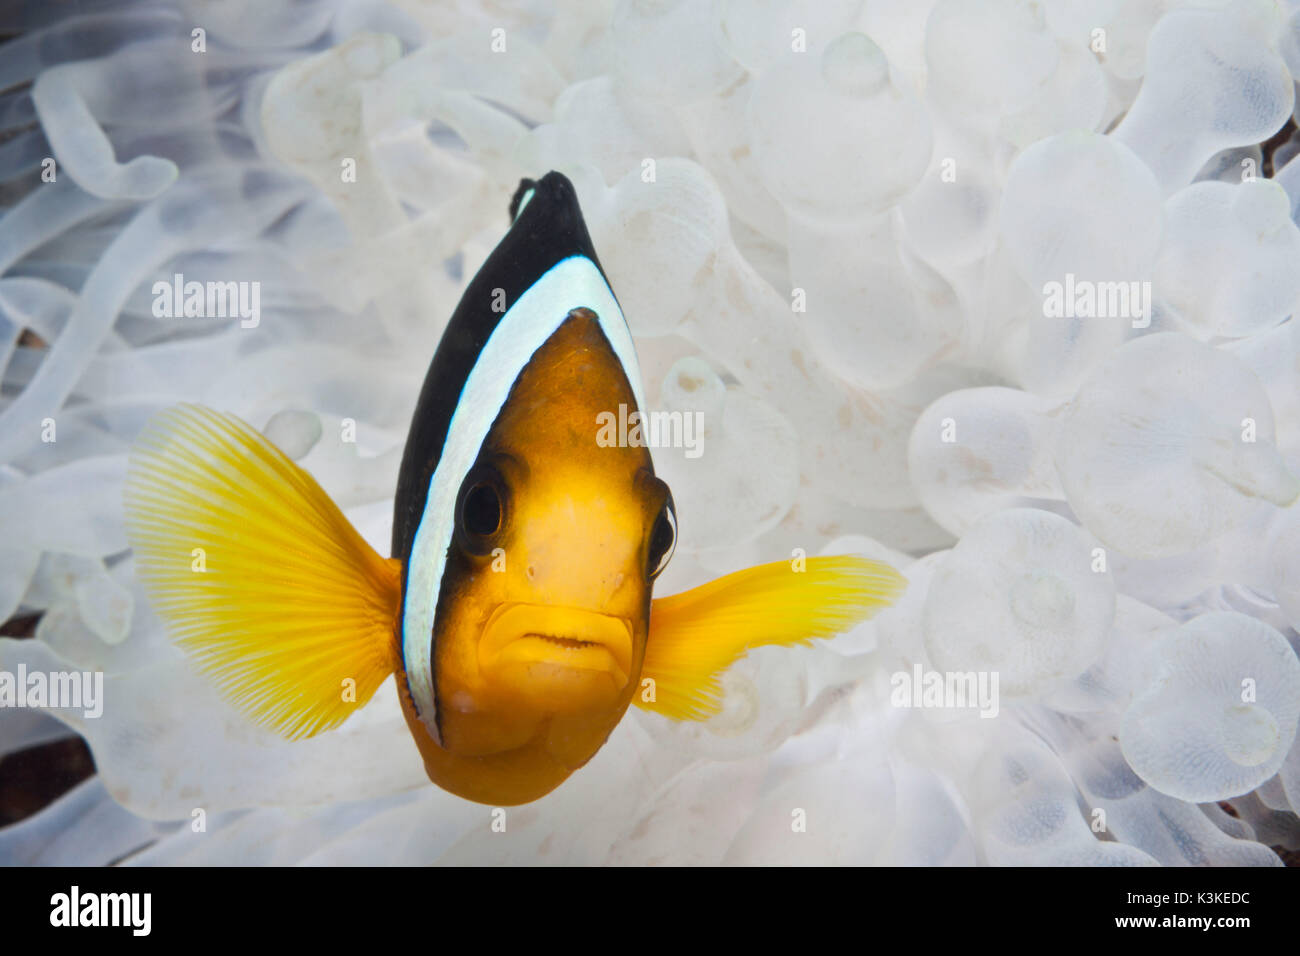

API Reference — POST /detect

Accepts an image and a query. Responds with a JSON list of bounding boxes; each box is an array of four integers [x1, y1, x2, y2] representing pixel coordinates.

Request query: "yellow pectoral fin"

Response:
[[636, 555, 906, 721], [124, 403, 400, 740]]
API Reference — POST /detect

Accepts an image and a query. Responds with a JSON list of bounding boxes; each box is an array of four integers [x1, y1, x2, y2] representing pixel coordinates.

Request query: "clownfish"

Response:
[[123, 172, 904, 806]]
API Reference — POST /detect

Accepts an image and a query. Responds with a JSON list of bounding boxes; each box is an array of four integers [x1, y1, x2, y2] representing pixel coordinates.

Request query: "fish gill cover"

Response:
[[0, 0, 1298, 866]]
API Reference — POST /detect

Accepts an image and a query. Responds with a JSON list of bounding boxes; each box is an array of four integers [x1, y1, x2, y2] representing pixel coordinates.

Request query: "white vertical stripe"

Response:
[[401, 255, 646, 742]]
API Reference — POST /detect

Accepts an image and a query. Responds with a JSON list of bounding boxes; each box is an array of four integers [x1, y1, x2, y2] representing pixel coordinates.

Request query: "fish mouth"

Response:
[[478, 603, 635, 701]]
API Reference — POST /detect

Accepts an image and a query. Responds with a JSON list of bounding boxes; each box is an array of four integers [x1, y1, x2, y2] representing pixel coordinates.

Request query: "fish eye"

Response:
[[456, 466, 507, 553], [463, 483, 501, 535], [647, 494, 677, 580]]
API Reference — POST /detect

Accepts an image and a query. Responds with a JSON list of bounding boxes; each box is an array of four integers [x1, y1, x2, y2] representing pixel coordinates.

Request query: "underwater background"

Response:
[[2, 0, 1300, 865]]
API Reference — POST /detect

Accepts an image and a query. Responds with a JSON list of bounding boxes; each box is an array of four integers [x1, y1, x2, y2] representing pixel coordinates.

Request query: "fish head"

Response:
[[425, 309, 675, 779]]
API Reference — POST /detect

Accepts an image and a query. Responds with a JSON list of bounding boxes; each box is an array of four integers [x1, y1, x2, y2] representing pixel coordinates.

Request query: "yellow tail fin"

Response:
[[124, 404, 400, 740], [637, 555, 905, 721]]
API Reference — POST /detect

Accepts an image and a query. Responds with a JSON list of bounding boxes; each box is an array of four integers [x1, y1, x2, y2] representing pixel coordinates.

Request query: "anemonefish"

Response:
[[123, 172, 905, 806]]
